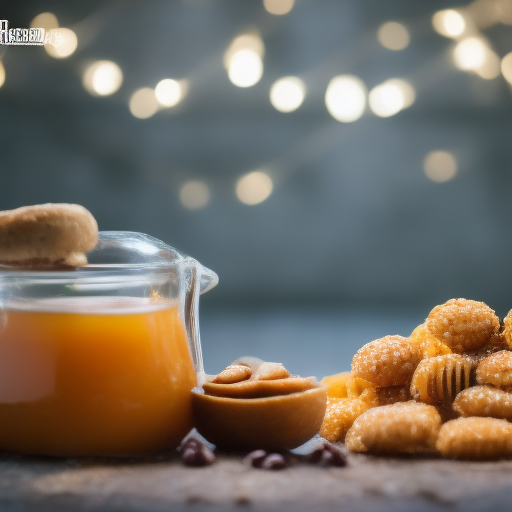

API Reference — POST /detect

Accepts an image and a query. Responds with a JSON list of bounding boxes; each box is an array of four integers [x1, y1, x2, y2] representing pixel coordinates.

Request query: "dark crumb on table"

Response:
[[179, 438, 215, 467]]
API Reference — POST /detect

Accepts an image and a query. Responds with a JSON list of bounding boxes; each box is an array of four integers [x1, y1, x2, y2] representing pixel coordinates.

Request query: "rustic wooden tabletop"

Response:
[[1, 446, 510, 512]]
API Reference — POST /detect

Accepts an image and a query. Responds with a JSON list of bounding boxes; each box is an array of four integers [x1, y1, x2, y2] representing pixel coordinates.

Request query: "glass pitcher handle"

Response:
[[183, 263, 205, 385]]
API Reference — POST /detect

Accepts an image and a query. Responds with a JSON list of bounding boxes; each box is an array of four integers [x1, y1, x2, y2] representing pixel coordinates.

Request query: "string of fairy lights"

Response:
[[0, 0, 511, 210]]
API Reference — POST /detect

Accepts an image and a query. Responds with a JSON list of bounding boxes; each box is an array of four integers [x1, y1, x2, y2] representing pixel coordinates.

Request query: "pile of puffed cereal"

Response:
[[320, 298, 512, 460]]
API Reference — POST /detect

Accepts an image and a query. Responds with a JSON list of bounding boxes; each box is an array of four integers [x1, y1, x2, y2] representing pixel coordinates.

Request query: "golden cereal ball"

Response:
[[410, 323, 452, 359], [476, 351, 512, 387], [410, 354, 474, 406], [504, 309, 512, 349], [358, 389, 378, 408], [345, 402, 441, 454], [319, 398, 370, 443], [375, 385, 412, 406], [351, 335, 421, 387], [347, 377, 410, 406], [344, 376, 378, 408], [321, 372, 351, 398], [453, 385, 512, 419], [480, 331, 508, 355], [346, 377, 379, 407], [346, 376, 374, 398], [465, 332, 509, 365], [437, 417, 512, 459], [425, 299, 499, 353]]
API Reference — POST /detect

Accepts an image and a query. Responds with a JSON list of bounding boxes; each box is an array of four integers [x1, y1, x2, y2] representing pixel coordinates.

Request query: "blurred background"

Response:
[[1, 0, 512, 377]]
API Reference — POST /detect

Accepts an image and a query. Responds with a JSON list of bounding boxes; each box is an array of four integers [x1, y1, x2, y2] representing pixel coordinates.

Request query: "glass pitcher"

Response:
[[0, 232, 218, 457]]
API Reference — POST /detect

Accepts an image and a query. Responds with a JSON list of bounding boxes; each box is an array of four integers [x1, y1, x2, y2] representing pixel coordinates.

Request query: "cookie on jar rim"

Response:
[[0, 203, 98, 269]]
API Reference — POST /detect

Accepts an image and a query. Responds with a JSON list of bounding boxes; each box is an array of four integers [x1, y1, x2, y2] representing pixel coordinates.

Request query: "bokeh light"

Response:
[[385, 79, 415, 108], [270, 76, 306, 113], [129, 88, 159, 119], [377, 22, 410, 51], [224, 33, 265, 68], [468, 0, 501, 29], [432, 9, 466, 38], [0, 61, 5, 89], [155, 79, 183, 107], [180, 180, 210, 210], [236, 171, 274, 205], [453, 38, 488, 71], [501, 52, 512, 84], [263, 0, 295, 15], [476, 49, 501, 79], [83, 61, 123, 96], [224, 33, 264, 87], [369, 82, 405, 117], [498, 0, 512, 24], [30, 12, 58, 31], [423, 151, 458, 182], [325, 75, 366, 123], [228, 49, 263, 88], [44, 28, 77, 59]]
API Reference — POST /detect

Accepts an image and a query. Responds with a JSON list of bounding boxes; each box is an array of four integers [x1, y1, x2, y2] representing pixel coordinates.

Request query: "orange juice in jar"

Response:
[[0, 232, 218, 456]]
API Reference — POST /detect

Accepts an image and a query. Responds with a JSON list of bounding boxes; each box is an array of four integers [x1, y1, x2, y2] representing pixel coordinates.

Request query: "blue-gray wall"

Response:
[[1, 0, 512, 315]]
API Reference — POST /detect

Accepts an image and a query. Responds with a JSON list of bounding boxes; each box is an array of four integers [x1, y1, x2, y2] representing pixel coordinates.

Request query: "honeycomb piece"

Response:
[[476, 351, 512, 387], [345, 402, 441, 454], [410, 354, 474, 406], [319, 398, 371, 443], [409, 323, 452, 359], [425, 298, 499, 353], [375, 385, 412, 406], [453, 385, 512, 419], [464, 332, 509, 365], [321, 372, 351, 399], [351, 335, 421, 387], [437, 417, 512, 459]]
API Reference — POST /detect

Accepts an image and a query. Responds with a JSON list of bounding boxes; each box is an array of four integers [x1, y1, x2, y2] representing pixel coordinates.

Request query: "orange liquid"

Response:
[[0, 297, 197, 456]]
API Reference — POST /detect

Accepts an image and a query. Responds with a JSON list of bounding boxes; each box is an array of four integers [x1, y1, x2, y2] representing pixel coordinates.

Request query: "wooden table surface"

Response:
[[1, 444, 511, 512]]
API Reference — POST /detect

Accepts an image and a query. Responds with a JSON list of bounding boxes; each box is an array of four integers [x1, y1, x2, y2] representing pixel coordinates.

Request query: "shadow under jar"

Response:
[[0, 232, 217, 457]]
